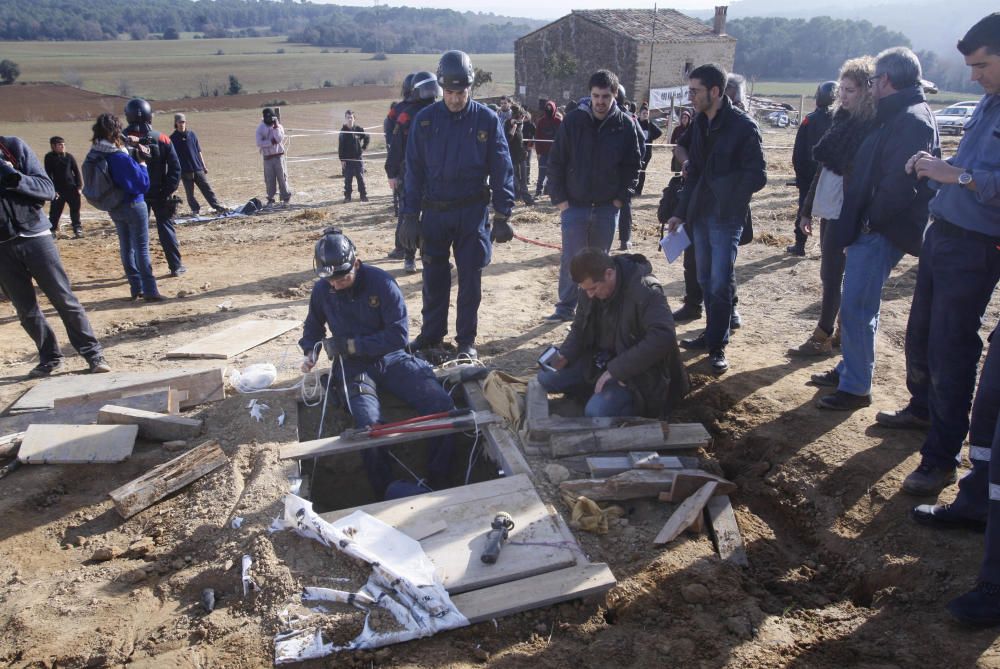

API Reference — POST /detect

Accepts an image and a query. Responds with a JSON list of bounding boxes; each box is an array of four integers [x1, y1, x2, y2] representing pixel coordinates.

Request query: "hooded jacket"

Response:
[[534, 101, 561, 156], [546, 100, 642, 207], [559, 254, 689, 418], [0, 136, 55, 241], [831, 84, 938, 255]]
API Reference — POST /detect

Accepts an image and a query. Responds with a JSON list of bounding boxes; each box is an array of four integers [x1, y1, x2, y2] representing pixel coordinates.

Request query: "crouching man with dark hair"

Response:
[[537, 248, 689, 418]]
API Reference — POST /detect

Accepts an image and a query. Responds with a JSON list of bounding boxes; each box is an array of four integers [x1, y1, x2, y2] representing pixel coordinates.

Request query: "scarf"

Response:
[[811, 108, 874, 176]]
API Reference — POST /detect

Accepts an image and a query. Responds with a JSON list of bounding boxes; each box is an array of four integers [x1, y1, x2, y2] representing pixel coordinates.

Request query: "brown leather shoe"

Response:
[[789, 326, 834, 357]]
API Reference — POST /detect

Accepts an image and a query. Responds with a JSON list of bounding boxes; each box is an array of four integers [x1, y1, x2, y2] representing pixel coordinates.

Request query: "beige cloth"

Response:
[[481, 370, 529, 427], [561, 492, 625, 535]]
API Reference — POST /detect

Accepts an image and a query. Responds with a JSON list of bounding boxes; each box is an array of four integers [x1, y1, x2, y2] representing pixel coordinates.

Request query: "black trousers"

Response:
[[344, 162, 367, 198], [49, 189, 81, 232], [181, 171, 221, 212], [0, 234, 102, 364]]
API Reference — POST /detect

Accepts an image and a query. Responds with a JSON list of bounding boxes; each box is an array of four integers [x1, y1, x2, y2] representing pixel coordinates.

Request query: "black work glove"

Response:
[[322, 335, 355, 360], [491, 213, 514, 244], [0, 160, 20, 188], [399, 213, 420, 252]]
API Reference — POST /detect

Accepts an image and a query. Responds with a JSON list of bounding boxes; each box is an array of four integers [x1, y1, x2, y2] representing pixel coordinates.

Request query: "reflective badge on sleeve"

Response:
[[368, 295, 380, 308], [477, 130, 488, 142]]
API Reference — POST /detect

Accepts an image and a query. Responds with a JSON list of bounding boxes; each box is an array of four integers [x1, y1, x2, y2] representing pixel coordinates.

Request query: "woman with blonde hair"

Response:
[[789, 56, 877, 356], [88, 113, 163, 302]]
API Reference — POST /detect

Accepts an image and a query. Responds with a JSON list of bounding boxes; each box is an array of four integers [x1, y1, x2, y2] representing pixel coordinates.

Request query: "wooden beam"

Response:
[[528, 416, 660, 440], [108, 439, 228, 518], [560, 469, 676, 501], [97, 405, 203, 442], [1, 389, 175, 439], [462, 381, 533, 477], [165, 319, 300, 359], [18, 424, 138, 464], [706, 495, 748, 567], [279, 411, 502, 461], [550, 423, 666, 457], [586, 454, 699, 478], [451, 562, 616, 624], [653, 482, 717, 545], [658, 471, 736, 502], [523, 379, 549, 430]]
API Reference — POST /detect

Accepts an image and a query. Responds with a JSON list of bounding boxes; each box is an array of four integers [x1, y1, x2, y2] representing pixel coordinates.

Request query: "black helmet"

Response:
[[124, 98, 153, 125], [616, 84, 628, 108], [437, 50, 474, 91], [313, 228, 357, 278], [816, 81, 838, 108], [409, 71, 442, 102], [401, 73, 416, 100]]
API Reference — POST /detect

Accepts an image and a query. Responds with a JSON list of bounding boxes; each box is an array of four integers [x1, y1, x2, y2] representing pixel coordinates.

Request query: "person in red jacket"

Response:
[[533, 100, 562, 198]]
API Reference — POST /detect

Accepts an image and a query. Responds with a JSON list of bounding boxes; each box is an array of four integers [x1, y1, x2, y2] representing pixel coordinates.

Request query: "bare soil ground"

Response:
[[1, 102, 998, 668]]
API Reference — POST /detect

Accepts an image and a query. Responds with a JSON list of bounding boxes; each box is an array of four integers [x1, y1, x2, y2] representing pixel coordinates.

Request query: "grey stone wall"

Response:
[[633, 40, 737, 104]]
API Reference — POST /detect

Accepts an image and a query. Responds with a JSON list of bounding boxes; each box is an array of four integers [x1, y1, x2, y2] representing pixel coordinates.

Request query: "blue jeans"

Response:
[[0, 234, 103, 365], [692, 215, 743, 351], [834, 232, 904, 396], [537, 357, 635, 417], [339, 350, 456, 499], [147, 199, 183, 272], [904, 222, 1000, 471], [554, 205, 619, 317], [110, 199, 159, 298]]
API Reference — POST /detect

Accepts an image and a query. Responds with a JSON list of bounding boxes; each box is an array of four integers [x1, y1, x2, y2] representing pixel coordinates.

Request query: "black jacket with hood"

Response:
[[559, 254, 689, 418], [0, 136, 56, 242]]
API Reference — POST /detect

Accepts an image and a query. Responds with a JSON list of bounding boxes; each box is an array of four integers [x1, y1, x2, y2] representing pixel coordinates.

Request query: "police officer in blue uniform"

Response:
[[386, 71, 441, 273], [299, 228, 456, 500], [400, 50, 516, 359]]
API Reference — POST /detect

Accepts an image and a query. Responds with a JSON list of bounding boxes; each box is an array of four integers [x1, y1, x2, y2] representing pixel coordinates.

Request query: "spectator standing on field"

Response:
[[43, 136, 83, 237], [338, 110, 370, 203], [256, 107, 291, 206], [170, 114, 227, 216], [533, 100, 561, 198]]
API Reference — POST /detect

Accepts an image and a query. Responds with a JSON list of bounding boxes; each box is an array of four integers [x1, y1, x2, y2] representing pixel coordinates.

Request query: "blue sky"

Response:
[[313, 0, 726, 21]]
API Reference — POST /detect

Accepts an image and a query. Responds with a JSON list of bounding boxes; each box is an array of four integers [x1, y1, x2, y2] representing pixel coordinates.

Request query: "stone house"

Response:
[[514, 7, 736, 109]]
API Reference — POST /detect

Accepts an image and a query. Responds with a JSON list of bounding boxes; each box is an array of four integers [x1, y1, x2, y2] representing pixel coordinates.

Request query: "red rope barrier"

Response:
[[514, 233, 562, 251]]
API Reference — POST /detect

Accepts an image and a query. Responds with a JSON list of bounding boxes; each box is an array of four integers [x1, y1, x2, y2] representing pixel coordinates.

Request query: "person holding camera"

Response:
[[504, 105, 534, 205], [124, 98, 185, 277], [338, 110, 370, 203], [0, 134, 111, 377], [170, 114, 227, 216], [43, 136, 83, 237], [299, 228, 456, 500], [256, 107, 291, 207], [537, 247, 687, 418]]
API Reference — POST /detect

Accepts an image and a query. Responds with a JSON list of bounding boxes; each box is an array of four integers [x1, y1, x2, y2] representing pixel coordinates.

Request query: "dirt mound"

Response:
[[0, 82, 396, 123]]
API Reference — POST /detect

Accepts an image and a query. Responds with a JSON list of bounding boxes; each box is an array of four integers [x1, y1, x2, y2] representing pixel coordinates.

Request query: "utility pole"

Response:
[[645, 3, 657, 106], [374, 0, 385, 58]]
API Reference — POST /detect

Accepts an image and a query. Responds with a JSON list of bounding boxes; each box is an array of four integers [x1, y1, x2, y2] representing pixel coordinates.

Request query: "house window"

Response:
[[684, 60, 694, 76]]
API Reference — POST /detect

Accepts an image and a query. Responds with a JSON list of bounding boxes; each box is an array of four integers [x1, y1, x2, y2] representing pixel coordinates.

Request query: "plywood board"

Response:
[[97, 405, 203, 442], [586, 454, 698, 478], [108, 439, 228, 518], [452, 562, 616, 624], [1, 389, 175, 439], [18, 424, 138, 464], [165, 319, 301, 359], [9, 368, 224, 413], [320, 474, 576, 594]]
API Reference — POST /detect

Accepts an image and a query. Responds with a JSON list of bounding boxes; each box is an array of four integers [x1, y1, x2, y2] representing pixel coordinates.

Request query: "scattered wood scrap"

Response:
[[9, 367, 224, 413], [586, 453, 700, 477], [18, 424, 138, 464], [98, 405, 203, 442], [0, 432, 22, 459], [654, 481, 718, 545], [550, 423, 666, 457], [165, 319, 300, 359], [279, 411, 502, 461], [108, 439, 228, 518], [706, 495, 748, 567], [561, 468, 735, 502], [0, 389, 177, 440], [658, 471, 737, 502], [522, 378, 549, 430]]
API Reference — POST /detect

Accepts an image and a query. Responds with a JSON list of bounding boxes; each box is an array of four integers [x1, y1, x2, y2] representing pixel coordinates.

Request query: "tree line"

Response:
[[726, 16, 979, 94], [0, 0, 542, 53]]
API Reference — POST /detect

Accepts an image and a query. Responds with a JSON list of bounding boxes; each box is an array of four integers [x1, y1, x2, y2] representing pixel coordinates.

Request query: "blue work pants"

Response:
[[554, 205, 619, 318], [537, 357, 635, 417], [110, 199, 159, 298], [834, 232, 904, 396], [338, 350, 456, 500], [147, 199, 183, 273], [978, 351, 1000, 585], [692, 215, 743, 351], [419, 204, 491, 347]]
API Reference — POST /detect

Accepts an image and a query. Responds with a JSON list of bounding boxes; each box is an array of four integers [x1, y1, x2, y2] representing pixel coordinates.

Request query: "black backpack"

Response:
[[81, 149, 126, 212], [239, 197, 263, 215]]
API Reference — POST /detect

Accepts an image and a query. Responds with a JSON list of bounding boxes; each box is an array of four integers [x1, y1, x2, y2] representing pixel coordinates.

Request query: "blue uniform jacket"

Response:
[[299, 263, 409, 360], [402, 99, 515, 216]]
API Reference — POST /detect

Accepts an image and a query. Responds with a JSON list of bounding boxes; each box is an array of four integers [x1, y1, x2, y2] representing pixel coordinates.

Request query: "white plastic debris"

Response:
[[250, 401, 269, 422], [230, 363, 278, 393], [241, 554, 258, 595], [278, 409, 286, 427], [218, 299, 233, 311], [231, 517, 244, 529]]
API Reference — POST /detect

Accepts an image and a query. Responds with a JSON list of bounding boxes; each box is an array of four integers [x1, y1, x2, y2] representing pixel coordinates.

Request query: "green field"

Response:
[[1, 37, 515, 100], [751, 80, 979, 107]]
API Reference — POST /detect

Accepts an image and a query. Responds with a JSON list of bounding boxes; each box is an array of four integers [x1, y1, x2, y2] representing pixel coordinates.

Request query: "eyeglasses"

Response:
[[868, 73, 885, 86]]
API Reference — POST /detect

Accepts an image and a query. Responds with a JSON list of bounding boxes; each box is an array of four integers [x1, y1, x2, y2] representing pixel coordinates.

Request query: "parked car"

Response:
[[948, 100, 980, 109], [935, 106, 973, 135]]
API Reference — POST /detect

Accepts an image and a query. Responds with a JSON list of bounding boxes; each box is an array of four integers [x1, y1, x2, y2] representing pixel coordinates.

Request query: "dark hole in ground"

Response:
[[296, 376, 502, 513]]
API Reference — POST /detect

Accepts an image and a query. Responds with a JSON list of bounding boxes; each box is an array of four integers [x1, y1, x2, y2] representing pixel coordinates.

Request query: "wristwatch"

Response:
[[958, 169, 974, 188]]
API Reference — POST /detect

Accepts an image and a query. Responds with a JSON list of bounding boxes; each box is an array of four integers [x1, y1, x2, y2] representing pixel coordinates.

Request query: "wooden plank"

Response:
[[452, 562, 616, 624], [108, 439, 228, 518], [462, 380, 533, 477], [586, 454, 697, 478], [654, 482, 717, 545], [321, 474, 576, 594], [560, 469, 677, 501], [0, 432, 24, 459], [397, 519, 448, 542], [10, 368, 224, 413], [550, 423, 666, 457], [706, 495, 749, 567], [52, 387, 175, 412], [279, 411, 501, 461], [662, 423, 713, 450], [18, 424, 137, 464], [528, 416, 661, 440], [97, 405, 203, 442], [1, 390, 175, 439], [523, 379, 549, 430], [658, 470, 737, 502], [165, 319, 300, 359]]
